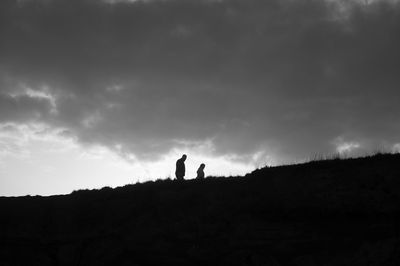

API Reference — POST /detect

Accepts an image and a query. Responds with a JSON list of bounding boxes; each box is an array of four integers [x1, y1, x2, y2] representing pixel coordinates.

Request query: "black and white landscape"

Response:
[[2, 154, 400, 265], [1, 0, 400, 265]]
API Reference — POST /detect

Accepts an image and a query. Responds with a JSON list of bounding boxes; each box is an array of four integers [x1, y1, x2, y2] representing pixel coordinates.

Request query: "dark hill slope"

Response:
[[1, 154, 400, 265]]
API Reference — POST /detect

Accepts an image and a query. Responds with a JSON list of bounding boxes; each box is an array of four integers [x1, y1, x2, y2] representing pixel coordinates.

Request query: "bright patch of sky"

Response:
[[0, 123, 255, 196], [392, 143, 400, 153], [333, 137, 361, 155]]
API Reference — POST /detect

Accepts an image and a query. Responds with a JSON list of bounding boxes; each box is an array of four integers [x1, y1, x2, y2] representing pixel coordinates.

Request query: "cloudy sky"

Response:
[[1, 0, 400, 196]]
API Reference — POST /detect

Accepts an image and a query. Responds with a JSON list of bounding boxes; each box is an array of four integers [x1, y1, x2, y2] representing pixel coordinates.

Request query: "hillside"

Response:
[[1, 154, 400, 265]]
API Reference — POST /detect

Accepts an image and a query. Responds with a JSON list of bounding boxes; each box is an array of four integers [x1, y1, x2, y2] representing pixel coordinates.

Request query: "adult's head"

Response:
[[182, 154, 187, 161], [200, 163, 205, 169]]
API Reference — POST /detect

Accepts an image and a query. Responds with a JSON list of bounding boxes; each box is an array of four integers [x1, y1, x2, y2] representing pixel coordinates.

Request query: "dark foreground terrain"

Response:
[[1, 154, 400, 265]]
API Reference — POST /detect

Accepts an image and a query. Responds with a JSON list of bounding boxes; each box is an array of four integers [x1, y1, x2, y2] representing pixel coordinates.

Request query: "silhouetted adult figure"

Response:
[[196, 163, 205, 179], [175, 154, 187, 181]]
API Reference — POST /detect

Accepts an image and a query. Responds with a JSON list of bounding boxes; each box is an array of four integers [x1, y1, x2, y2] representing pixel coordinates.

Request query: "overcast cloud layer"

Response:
[[1, 0, 400, 165]]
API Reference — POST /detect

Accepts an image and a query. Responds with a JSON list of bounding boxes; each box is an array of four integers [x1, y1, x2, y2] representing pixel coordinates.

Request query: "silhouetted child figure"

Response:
[[196, 163, 205, 179], [175, 154, 187, 181]]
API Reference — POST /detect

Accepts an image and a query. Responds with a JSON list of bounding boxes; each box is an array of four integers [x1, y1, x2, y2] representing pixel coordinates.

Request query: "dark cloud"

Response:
[[0, 92, 53, 122], [1, 0, 400, 164]]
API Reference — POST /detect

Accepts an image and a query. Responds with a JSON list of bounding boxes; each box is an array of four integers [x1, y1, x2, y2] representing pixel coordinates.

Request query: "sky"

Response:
[[1, 0, 400, 196]]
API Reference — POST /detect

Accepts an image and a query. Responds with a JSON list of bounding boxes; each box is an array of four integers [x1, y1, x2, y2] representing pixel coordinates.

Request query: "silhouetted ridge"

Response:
[[1, 153, 400, 265]]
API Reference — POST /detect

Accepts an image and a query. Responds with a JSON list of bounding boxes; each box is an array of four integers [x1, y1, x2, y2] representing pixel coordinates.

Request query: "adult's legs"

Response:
[[175, 174, 184, 181]]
